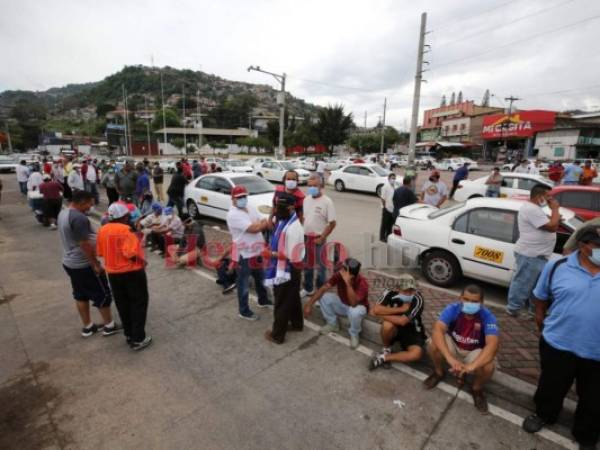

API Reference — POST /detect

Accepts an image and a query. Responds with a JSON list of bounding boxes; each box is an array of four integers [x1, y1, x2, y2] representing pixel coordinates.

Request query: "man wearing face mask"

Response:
[[423, 284, 499, 413], [303, 257, 369, 349], [226, 185, 272, 320], [379, 173, 397, 242], [271, 170, 305, 223], [368, 274, 425, 370], [301, 174, 336, 298], [522, 226, 600, 449], [420, 170, 448, 207], [263, 194, 305, 344], [506, 184, 560, 317]]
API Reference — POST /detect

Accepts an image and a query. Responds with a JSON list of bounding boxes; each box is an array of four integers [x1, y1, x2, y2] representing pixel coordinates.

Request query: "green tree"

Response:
[[314, 104, 354, 155], [152, 108, 180, 130], [236, 136, 272, 149], [172, 137, 185, 149], [96, 102, 116, 117]]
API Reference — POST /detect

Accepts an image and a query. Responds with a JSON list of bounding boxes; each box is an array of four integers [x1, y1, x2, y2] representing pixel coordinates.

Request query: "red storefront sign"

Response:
[[482, 110, 556, 139]]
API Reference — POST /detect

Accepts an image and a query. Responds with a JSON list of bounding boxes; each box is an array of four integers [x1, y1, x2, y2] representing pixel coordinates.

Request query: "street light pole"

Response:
[[160, 70, 168, 150], [408, 12, 429, 165], [247, 65, 286, 159]]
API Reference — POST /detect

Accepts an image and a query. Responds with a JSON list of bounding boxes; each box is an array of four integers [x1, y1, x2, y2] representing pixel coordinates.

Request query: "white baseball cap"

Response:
[[107, 203, 129, 220]]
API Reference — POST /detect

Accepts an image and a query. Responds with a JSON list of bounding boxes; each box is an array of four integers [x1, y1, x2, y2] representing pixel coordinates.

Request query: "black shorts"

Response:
[[63, 265, 112, 308], [392, 325, 426, 350], [43, 199, 62, 219]]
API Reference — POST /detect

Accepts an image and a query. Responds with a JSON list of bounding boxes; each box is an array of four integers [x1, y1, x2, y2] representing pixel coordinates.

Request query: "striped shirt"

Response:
[[377, 290, 426, 337]]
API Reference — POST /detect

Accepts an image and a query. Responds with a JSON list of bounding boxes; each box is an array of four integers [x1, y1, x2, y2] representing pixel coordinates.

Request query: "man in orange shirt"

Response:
[[580, 160, 598, 185], [97, 203, 152, 351]]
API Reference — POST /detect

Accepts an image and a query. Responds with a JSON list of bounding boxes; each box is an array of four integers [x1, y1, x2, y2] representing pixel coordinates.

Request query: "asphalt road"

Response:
[[0, 173, 572, 450]]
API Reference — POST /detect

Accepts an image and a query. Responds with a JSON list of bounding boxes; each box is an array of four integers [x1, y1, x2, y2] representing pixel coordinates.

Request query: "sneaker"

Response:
[[319, 322, 340, 335], [522, 414, 546, 434], [130, 336, 153, 351], [350, 335, 360, 349], [239, 312, 259, 321], [369, 353, 387, 371], [102, 323, 122, 336], [256, 301, 274, 309], [49, 223, 57, 230], [81, 323, 99, 338], [222, 283, 236, 294], [300, 289, 315, 298], [505, 307, 519, 318]]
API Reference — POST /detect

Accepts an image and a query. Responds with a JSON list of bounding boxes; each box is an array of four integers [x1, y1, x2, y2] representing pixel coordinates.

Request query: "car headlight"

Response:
[[257, 205, 272, 214]]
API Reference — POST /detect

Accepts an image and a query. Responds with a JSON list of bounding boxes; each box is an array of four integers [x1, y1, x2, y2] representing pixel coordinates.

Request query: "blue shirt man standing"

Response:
[[449, 162, 469, 199], [522, 225, 600, 449]]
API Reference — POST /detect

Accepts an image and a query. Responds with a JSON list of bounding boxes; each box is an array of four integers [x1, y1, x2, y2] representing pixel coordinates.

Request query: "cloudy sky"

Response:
[[1, 0, 599, 127]]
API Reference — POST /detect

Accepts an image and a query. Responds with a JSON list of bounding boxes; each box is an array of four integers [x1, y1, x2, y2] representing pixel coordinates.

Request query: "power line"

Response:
[[430, 13, 600, 71], [434, 0, 576, 50], [431, 0, 523, 32]]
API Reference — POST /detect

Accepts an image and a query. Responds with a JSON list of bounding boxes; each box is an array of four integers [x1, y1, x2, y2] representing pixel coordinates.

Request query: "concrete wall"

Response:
[[535, 129, 580, 160]]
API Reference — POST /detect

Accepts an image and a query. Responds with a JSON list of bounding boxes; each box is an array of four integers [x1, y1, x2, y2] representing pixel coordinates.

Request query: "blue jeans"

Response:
[[485, 189, 500, 198], [303, 236, 327, 292], [19, 181, 27, 195], [319, 292, 367, 337], [507, 252, 548, 313], [236, 256, 269, 316]]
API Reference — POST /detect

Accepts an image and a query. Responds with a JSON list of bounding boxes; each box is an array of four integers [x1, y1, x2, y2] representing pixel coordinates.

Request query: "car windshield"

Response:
[[371, 165, 389, 176], [231, 176, 275, 195], [280, 162, 296, 170], [226, 160, 243, 167], [428, 202, 466, 219]]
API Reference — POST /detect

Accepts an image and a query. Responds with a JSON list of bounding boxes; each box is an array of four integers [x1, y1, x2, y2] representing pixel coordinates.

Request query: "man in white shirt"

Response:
[[226, 185, 272, 320], [85, 161, 99, 205], [513, 160, 530, 174], [68, 164, 85, 192], [301, 174, 337, 297], [420, 171, 448, 207], [16, 160, 30, 195], [379, 173, 397, 242], [136, 203, 165, 246], [264, 194, 305, 344], [316, 158, 327, 185], [26, 165, 43, 192], [506, 184, 560, 317], [528, 160, 541, 176]]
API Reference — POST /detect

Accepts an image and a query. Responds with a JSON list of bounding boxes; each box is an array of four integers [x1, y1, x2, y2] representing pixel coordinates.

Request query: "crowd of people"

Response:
[[11, 154, 600, 448]]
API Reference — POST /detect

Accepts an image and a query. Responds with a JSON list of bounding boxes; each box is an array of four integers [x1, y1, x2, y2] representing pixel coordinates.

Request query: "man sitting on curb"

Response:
[[303, 257, 369, 349], [423, 284, 499, 414], [368, 274, 425, 370]]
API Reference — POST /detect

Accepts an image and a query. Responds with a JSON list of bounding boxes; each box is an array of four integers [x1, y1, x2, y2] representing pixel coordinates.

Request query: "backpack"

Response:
[[542, 257, 568, 305]]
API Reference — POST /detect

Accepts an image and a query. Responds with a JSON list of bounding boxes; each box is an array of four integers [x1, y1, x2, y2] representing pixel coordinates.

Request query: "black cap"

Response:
[[576, 225, 600, 245], [276, 192, 296, 208]]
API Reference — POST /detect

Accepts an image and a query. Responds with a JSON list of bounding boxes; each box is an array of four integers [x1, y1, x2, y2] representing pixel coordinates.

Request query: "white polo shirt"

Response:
[[226, 205, 265, 259], [282, 219, 305, 263]]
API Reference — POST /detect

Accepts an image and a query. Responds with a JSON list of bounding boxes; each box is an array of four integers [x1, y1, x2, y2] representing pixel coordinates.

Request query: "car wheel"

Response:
[[187, 200, 200, 219], [334, 180, 345, 192], [468, 194, 483, 199], [257, 172, 264, 178], [375, 184, 383, 197], [422, 250, 461, 287], [448, 167, 454, 172]]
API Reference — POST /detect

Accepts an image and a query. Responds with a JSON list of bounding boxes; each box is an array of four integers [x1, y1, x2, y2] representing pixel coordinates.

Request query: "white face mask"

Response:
[[285, 180, 297, 190]]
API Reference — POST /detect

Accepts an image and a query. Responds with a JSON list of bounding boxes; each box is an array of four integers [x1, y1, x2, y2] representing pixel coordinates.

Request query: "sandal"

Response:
[[472, 389, 489, 414], [423, 372, 445, 390]]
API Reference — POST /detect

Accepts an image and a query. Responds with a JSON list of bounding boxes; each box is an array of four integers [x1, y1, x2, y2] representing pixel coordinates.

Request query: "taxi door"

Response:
[[499, 176, 520, 198], [448, 207, 518, 286]]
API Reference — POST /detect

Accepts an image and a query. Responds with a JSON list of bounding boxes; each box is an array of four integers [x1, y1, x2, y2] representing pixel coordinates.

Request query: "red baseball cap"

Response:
[[431, 170, 441, 178], [231, 185, 248, 198]]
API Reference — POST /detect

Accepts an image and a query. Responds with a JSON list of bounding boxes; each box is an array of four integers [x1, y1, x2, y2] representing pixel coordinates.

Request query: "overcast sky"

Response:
[[1, 0, 599, 127]]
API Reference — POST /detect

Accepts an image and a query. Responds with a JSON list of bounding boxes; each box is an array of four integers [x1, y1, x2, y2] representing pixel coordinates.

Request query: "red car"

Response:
[[550, 185, 600, 221]]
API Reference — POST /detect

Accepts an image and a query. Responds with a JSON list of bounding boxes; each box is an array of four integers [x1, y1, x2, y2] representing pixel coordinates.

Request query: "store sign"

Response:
[[482, 110, 556, 139]]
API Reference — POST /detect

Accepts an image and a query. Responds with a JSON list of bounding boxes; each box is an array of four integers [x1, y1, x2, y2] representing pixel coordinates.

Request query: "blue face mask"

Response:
[[307, 186, 320, 197], [396, 293, 413, 303], [236, 197, 248, 209], [590, 248, 600, 266], [462, 301, 481, 315]]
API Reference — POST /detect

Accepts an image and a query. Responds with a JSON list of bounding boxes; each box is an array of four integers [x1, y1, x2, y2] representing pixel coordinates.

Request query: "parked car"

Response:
[[453, 172, 554, 202], [246, 157, 274, 171], [544, 185, 600, 221], [221, 160, 253, 173], [158, 160, 177, 174], [0, 155, 18, 173], [327, 163, 394, 196], [255, 160, 311, 184], [387, 198, 581, 288], [184, 173, 274, 220], [457, 158, 479, 170]]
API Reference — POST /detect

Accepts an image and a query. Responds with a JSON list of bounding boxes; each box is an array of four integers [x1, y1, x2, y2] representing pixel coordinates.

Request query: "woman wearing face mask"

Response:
[[270, 170, 305, 225], [424, 284, 499, 414]]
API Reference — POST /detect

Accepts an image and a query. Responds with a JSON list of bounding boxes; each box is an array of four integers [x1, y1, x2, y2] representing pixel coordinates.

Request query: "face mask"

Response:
[[396, 293, 413, 303], [307, 186, 319, 197], [590, 248, 600, 266], [236, 197, 248, 209], [462, 301, 481, 315], [539, 199, 548, 208], [389, 178, 396, 185], [285, 180, 297, 190]]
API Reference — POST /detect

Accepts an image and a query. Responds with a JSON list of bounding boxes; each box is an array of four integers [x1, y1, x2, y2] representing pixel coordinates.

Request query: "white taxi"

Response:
[[327, 163, 393, 196], [184, 173, 274, 220], [453, 172, 553, 202], [254, 160, 311, 184], [387, 198, 581, 288]]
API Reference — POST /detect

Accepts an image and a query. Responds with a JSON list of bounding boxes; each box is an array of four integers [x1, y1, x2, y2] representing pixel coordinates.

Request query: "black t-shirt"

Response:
[[392, 186, 417, 217], [152, 166, 164, 184], [377, 289, 426, 338], [180, 222, 206, 250], [167, 172, 187, 197]]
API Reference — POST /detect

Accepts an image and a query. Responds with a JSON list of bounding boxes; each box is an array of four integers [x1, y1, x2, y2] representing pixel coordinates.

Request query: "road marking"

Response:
[[187, 264, 576, 450]]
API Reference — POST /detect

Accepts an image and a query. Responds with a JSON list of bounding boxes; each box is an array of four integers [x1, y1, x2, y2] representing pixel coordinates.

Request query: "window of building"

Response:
[[452, 125, 458, 131]]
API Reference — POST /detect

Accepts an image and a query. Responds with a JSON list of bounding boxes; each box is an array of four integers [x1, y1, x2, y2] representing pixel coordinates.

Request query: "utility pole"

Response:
[[196, 89, 203, 149], [504, 95, 521, 159], [144, 95, 151, 157], [182, 85, 187, 153], [380, 97, 387, 154], [408, 12, 429, 165], [247, 65, 286, 159], [160, 70, 168, 150], [122, 84, 129, 156], [504, 95, 520, 115], [364, 111, 367, 129]]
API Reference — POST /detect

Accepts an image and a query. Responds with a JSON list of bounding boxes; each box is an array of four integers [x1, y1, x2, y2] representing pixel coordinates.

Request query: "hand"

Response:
[[91, 261, 104, 275], [303, 303, 312, 318], [461, 363, 477, 375], [315, 235, 325, 246], [339, 267, 352, 284], [261, 248, 273, 260], [548, 197, 560, 211], [447, 357, 464, 375]]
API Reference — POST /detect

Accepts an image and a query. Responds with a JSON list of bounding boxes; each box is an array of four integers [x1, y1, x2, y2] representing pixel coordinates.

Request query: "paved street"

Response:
[[0, 173, 578, 449]]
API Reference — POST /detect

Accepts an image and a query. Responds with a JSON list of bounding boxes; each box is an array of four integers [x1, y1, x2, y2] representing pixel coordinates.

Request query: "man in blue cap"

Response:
[[136, 202, 165, 248]]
